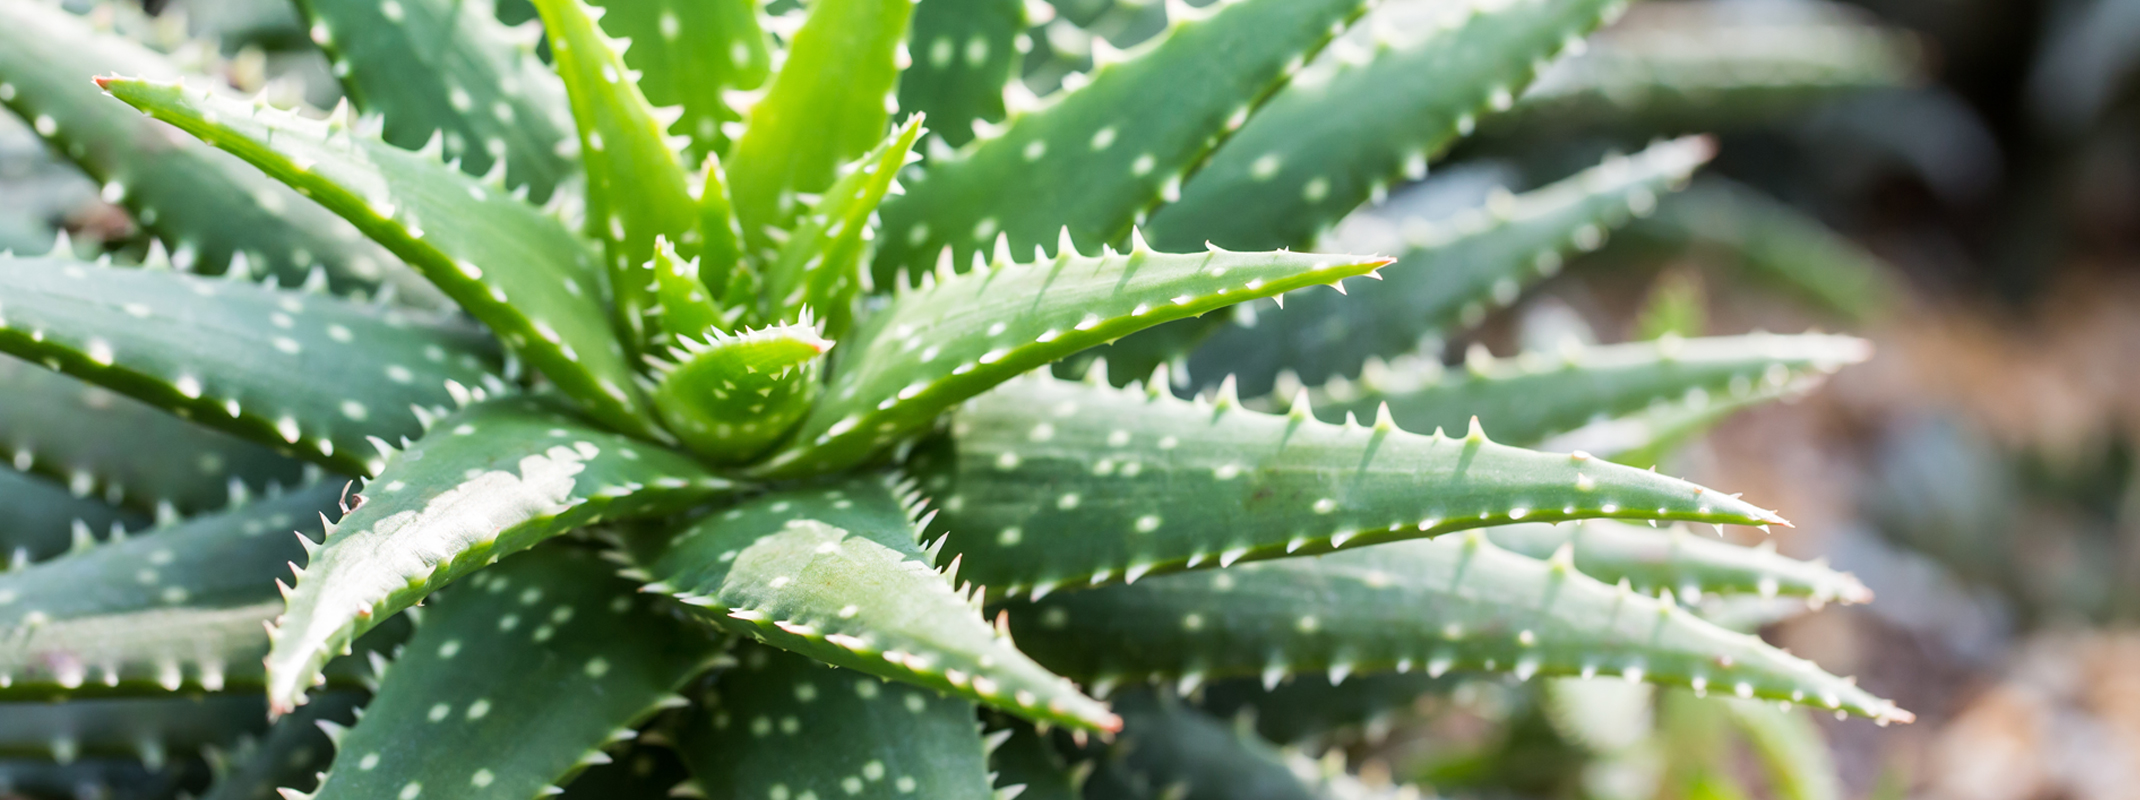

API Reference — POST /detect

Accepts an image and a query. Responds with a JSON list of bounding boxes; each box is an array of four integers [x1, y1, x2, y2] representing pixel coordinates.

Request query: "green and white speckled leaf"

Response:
[[0, 467, 146, 568], [98, 78, 663, 439], [1307, 332, 1872, 446], [0, 694, 270, 765], [872, 0, 1372, 284], [0, 356, 309, 518], [587, 0, 770, 161], [649, 321, 832, 464], [649, 237, 728, 344], [1083, 691, 1409, 800], [1147, 0, 1630, 251], [0, 485, 382, 699], [1485, 521, 1872, 606], [292, 0, 577, 200], [698, 152, 753, 314], [265, 397, 733, 715], [535, 0, 701, 353], [760, 244, 1392, 479], [196, 692, 364, 800], [985, 721, 1086, 800], [762, 117, 924, 340], [304, 546, 723, 800], [0, 2, 435, 302], [915, 374, 1784, 598], [0, 257, 500, 478], [678, 644, 996, 800], [1007, 533, 1910, 722], [622, 477, 1118, 731], [898, 0, 1028, 148], [1179, 138, 1713, 396], [1623, 180, 1898, 323], [1197, 672, 1453, 746], [726, 0, 914, 255]]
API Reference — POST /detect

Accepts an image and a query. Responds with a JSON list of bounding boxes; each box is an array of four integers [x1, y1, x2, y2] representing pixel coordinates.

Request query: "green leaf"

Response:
[[1146, 0, 1630, 252], [1483, 521, 1872, 607], [0, 256, 501, 478], [898, 0, 1028, 149], [760, 243, 1392, 479], [586, 0, 771, 161], [304, 546, 723, 800], [1006, 532, 1911, 722], [197, 692, 364, 800], [0, 355, 310, 518], [0, 467, 147, 569], [621, 477, 1118, 731], [292, 0, 577, 200], [872, 0, 1373, 284], [1307, 332, 1873, 447], [1177, 137, 1714, 397], [915, 373, 1784, 598], [697, 152, 753, 311], [984, 720, 1087, 800], [98, 77, 663, 439], [677, 644, 997, 800], [0, 484, 384, 699], [648, 237, 729, 344], [0, 694, 268, 765], [534, 0, 702, 353], [1198, 672, 1452, 746], [1723, 699, 1844, 800], [762, 117, 925, 340], [649, 321, 833, 464], [726, 0, 915, 255], [1622, 180, 1898, 323], [265, 397, 733, 715], [1083, 691, 1402, 800], [0, 1, 439, 302]]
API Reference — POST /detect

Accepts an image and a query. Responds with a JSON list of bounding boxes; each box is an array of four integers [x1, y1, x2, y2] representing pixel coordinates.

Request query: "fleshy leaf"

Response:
[[759, 243, 1393, 478], [1007, 532, 1911, 722], [1622, 180, 1898, 323], [0, 694, 270, 764], [985, 720, 1087, 800], [0, 467, 146, 568], [0, 355, 309, 518], [1146, 0, 1630, 251], [898, 0, 1029, 148], [1306, 332, 1873, 446], [0, 1, 436, 301], [292, 0, 577, 200], [649, 237, 729, 343], [1198, 672, 1453, 746], [649, 321, 833, 464], [677, 644, 997, 800], [586, 0, 771, 161], [1484, 520, 1873, 605], [265, 397, 733, 715], [726, 0, 915, 254], [0, 484, 390, 698], [305, 546, 723, 800], [1083, 691, 1410, 800], [872, 0, 1373, 284], [197, 693, 364, 800], [762, 117, 925, 339], [534, 0, 702, 352], [1179, 137, 1713, 396], [620, 477, 1119, 731], [698, 152, 752, 311], [0, 257, 501, 477], [915, 374, 1784, 598], [97, 77, 663, 439]]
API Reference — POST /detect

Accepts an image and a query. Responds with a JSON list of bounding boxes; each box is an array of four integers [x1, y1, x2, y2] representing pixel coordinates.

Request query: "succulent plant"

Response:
[[0, 0, 1912, 797]]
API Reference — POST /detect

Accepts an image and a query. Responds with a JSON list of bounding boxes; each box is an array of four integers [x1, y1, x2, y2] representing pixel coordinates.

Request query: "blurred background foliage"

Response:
[[1, 0, 2136, 797]]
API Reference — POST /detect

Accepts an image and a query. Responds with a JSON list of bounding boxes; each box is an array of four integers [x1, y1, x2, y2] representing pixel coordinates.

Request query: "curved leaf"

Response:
[[916, 374, 1784, 598], [1006, 532, 1911, 722], [677, 644, 996, 800], [0, 256, 502, 477], [1485, 521, 1872, 606], [1307, 332, 1872, 446], [1622, 180, 1898, 323], [266, 397, 732, 715], [0, 694, 267, 765], [0, 467, 146, 568], [761, 243, 1391, 478], [586, 0, 770, 161], [622, 477, 1118, 731], [197, 692, 364, 800], [0, 1, 437, 302], [1197, 672, 1453, 746], [985, 720, 1087, 800], [303, 546, 723, 800], [873, 0, 1373, 284], [1085, 691, 1414, 800], [649, 321, 832, 464], [292, 0, 577, 200], [898, 0, 1029, 149], [762, 117, 925, 339], [97, 77, 662, 439], [0, 355, 309, 517], [727, 0, 915, 254]]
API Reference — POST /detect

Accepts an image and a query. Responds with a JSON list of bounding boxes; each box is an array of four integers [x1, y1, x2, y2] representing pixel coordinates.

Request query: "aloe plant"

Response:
[[0, 0, 1910, 796]]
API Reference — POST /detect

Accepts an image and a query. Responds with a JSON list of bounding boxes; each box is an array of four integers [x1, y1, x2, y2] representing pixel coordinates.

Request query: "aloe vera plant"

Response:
[[0, 0, 1912, 796]]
